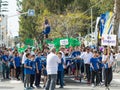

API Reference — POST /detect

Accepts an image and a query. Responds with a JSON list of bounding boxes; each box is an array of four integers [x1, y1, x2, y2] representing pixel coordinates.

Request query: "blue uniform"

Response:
[[9, 55, 14, 67], [2, 55, 9, 62], [58, 58, 64, 71], [57, 58, 64, 87], [2, 55, 9, 79], [90, 57, 99, 71], [40, 56, 46, 61], [98, 56, 103, 69], [30, 61, 36, 74], [35, 57, 42, 70], [14, 56, 21, 67], [35, 56, 42, 87], [71, 51, 81, 63], [24, 59, 31, 74], [42, 61, 47, 76]]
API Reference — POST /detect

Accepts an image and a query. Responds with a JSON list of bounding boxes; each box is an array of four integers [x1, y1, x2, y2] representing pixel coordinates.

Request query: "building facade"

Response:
[[0, 0, 8, 47]]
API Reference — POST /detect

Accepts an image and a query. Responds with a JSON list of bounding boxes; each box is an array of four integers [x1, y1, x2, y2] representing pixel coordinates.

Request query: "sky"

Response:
[[7, 0, 19, 37]]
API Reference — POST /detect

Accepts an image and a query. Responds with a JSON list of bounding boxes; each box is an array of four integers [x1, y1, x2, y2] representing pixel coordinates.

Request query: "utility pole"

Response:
[[91, 8, 93, 33]]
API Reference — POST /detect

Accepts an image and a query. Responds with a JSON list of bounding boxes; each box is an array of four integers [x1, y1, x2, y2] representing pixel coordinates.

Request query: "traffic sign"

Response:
[[28, 9, 35, 16]]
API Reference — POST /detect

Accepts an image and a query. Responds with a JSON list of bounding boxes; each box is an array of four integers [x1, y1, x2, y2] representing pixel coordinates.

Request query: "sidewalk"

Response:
[[0, 73, 120, 90]]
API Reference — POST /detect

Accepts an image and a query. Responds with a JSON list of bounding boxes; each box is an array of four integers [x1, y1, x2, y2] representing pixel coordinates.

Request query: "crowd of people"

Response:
[[0, 45, 119, 90]]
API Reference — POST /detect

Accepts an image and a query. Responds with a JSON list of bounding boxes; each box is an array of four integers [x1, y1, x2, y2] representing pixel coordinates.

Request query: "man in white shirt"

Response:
[[45, 48, 61, 90], [80, 48, 93, 84], [21, 49, 28, 82]]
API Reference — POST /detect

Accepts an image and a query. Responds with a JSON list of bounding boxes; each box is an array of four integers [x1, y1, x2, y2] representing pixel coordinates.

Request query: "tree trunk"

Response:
[[114, 0, 120, 52]]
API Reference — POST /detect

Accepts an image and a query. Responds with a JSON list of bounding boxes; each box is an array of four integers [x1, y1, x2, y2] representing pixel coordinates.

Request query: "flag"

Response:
[[103, 12, 113, 34], [24, 38, 34, 46], [99, 14, 106, 37], [99, 12, 114, 38]]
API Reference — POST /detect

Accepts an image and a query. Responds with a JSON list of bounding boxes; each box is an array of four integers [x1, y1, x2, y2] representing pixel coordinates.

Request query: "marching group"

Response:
[[0, 46, 119, 90]]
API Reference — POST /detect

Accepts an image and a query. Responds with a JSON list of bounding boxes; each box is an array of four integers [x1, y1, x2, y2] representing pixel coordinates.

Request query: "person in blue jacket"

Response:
[[14, 52, 21, 80], [2, 50, 10, 79], [90, 51, 100, 87], [97, 51, 103, 83], [35, 51, 42, 88], [71, 47, 81, 80], [24, 53, 32, 89], [9, 53, 14, 79], [30, 55, 36, 88], [57, 52, 64, 88], [41, 54, 47, 88]]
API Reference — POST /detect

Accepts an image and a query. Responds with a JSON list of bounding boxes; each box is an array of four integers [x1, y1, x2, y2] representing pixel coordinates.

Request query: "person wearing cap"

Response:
[[45, 48, 61, 90]]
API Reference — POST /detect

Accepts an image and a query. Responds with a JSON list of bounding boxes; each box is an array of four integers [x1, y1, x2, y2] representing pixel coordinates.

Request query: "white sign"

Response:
[[48, 44, 54, 49], [101, 34, 116, 46], [60, 39, 69, 45]]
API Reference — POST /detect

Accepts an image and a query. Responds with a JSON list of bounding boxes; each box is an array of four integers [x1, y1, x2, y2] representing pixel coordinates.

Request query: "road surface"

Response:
[[0, 73, 120, 90]]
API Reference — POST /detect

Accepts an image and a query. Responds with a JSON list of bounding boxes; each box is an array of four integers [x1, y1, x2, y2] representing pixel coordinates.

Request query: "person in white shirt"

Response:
[[80, 48, 93, 84], [45, 48, 61, 90], [102, 48, 114, 89], [59, 47, 66, 65]]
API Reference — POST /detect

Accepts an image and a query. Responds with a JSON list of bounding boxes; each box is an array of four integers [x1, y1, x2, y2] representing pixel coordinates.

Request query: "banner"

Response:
[[60, 39, 69, 45], [101, 34, 116, 46], [48, 43, 54, 49], [24, 38, 34, 46], [46, 38, 80, 50], [99, 12, 114, 38], [95, 17, 100, 41]]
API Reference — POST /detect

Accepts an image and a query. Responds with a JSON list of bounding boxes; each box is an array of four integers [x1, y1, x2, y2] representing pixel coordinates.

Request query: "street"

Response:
[[0, 73, 120, 90]]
